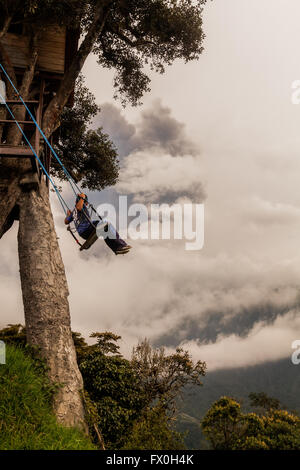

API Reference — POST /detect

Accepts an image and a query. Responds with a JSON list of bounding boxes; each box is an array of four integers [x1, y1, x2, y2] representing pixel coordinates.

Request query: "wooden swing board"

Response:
[[79, 231, 99, 251]]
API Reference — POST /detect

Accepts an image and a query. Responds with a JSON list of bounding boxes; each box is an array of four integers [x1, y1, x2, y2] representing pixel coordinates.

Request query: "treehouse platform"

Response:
[[0, 23, 79, 190]]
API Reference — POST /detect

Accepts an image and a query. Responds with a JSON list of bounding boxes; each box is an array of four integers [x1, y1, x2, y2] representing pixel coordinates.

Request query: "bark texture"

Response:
[[17, 181, 87, 429]]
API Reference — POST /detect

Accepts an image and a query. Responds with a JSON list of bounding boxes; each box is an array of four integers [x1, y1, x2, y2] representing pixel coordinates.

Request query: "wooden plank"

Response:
[[80, 230, 98, 251], [0, 120, 35, 125], [1, 35, 28, 69], [2, 26, 66, 74], [0, 146, 33, 156], [0, 100, 39, 104], [38, 26, 66, 73], [0, 143, 30, 148]]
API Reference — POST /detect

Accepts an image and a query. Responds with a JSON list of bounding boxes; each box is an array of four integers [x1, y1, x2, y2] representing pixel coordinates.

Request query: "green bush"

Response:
[[122, 406, 186, 450], [202, 396, 300, 450], [79, 350, 146, 449]]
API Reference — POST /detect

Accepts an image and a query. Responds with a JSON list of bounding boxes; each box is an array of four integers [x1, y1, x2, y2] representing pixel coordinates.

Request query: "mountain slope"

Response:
[[178, 357, 300, 449]]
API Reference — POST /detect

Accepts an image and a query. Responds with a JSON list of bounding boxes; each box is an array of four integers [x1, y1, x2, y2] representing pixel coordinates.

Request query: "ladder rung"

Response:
[[0, 100, 39, 104], [0, 120, 35, 125], [0, 145, 34, 156]]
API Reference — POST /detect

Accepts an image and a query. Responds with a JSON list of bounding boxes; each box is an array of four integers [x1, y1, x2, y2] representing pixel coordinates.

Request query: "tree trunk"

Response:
[[0, 162, 23, 238], [17, 180, 87, 430], [0, 20, 92, 432], [0, 161, 88, 431]]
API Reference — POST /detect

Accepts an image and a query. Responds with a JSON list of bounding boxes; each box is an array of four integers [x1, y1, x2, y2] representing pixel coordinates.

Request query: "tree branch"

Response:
[[20, 30, 40, 97], [0, 41, 17, 98], [0, 15, 13, 40], [42, 0, 114, 138], [108, 22, 156, 49]]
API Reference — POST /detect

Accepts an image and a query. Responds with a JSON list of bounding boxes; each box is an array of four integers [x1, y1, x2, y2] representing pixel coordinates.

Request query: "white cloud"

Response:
[[3, 1, 300, 375], [176, 310, 300, 370], [116, 150, 204, 202]]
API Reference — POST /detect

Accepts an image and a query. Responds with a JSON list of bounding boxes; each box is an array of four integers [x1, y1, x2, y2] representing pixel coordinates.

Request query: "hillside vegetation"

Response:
[[0, 326, 205, 450], [0, 345, 96, 450], [178, 358, 300, 449], [1, 326, 299, 450]]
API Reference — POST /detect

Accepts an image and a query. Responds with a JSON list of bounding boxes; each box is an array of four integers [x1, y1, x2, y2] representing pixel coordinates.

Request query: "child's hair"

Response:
[[75, 193, 88, 211], [76, 193, 88, 204]]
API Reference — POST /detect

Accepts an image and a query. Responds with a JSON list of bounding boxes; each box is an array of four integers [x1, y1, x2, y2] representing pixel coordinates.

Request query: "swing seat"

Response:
[[79, 220, 108, 251], [79, 229, 99, 251]]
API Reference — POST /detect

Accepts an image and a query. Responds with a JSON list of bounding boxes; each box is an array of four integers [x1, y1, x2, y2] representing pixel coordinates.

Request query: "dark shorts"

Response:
[[80, 221, 127, 253]]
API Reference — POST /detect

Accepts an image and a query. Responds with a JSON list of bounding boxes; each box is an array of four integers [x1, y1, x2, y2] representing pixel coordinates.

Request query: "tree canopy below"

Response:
[[202, 396, 300, 450]]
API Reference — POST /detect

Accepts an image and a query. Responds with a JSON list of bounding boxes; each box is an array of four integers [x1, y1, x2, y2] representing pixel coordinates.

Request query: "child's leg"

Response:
[[103, 222, 128, 254], [79, 221, 98, 240]]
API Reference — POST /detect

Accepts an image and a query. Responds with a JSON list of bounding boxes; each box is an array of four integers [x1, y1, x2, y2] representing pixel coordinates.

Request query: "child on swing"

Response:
[[65, 193, 131, 255]]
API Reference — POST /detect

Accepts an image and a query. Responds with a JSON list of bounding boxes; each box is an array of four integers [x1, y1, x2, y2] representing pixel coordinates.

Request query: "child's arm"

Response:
[[64, 210, 73, 225], [76, 194, 86, 212]]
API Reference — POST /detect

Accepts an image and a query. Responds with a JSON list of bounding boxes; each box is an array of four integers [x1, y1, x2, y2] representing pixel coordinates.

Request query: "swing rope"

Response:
[[67, 225, 83, 247], [0, 62, 104, 241], [0, 62, 81, 198], [0, 88, 69, 215]]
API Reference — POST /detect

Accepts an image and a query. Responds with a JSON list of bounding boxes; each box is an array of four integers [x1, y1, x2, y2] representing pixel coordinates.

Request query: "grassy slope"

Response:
[[0, 345, 96, 450]]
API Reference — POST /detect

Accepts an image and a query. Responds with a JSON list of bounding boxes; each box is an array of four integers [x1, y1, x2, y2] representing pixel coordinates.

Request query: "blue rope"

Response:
[[0, 63, 81, 197], [0, 64, 106, 227], [0, 90, 69, 215]]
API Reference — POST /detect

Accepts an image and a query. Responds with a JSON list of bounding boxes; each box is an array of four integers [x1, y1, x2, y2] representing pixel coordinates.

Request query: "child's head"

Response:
[[76, 193, 88, 205]]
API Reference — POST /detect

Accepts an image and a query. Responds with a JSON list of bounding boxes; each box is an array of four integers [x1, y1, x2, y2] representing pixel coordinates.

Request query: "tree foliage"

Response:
[[0, 324, 26, 347], [131, 339, 206, 413], [1, 324, 206, 450], [0, 0, 208, 191], [248, 392, 281, 413], [75, 331, 205, 449], [52, 76, 119, 191], [122, 404, 186, 450], [202, 396, 300, 450], [0, 0, 208, 105], [0, 0, 84, 29], [94, 0, 208, 105]]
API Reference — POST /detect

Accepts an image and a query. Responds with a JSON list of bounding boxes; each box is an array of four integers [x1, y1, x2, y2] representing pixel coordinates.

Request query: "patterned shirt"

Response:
[[65, 205, 92, 235]]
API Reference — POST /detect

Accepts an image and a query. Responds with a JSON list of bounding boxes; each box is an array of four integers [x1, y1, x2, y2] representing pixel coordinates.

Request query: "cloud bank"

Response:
[[1, 97, 300, 373]]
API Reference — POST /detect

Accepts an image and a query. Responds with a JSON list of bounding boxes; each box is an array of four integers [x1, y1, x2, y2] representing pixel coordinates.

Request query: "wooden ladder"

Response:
[[0, 81, 46, 184]]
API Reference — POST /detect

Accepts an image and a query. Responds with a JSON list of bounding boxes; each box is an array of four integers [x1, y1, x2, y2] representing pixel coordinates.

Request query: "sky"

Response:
[[2, 0, 300, 371]]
